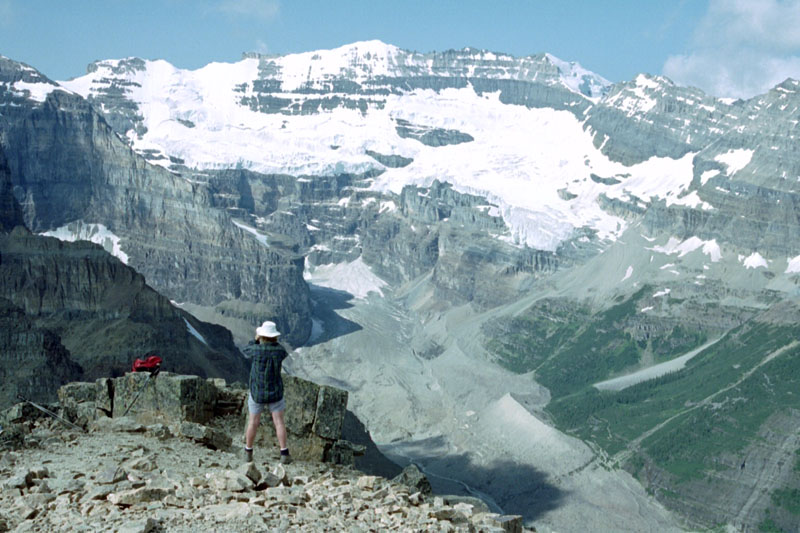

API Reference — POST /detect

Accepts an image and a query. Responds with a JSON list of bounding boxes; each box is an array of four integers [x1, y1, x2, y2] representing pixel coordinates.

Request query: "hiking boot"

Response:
[[280, 453, 292, 465], [244, 448, 253, 463]]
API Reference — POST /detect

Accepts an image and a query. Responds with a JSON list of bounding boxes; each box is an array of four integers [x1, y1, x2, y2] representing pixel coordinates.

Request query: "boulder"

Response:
[[90, 416, 145, 434], [392, 464, 432, 496], [475, 514, 524, 533], [179, 422, 231, 450], [112, 372, 217, 424], [209, 471, 254, 492], [0, 402, 42, 425], [311, 386, 347, 440], [324, 439, 367, 466], [107, 487, 173, 506], [116, 518, 160, 533], [58, 380, 101, 428], [58, 382, 96, 405], [237, 462, 262, 484]]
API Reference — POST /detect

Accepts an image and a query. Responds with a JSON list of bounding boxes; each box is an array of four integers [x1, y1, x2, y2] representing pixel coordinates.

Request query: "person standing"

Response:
[[241, 320, 292, 464]]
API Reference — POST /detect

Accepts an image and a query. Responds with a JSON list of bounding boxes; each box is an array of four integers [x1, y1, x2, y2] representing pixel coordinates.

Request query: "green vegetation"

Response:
[[485, 287, 710, 397], [484, 298, 588, 375], [486, 290, 800, 488], [650, 324, 707, 361], [547, 322, 800, 481], [772, 488, 800, 515], [759, 510, 787, 532]]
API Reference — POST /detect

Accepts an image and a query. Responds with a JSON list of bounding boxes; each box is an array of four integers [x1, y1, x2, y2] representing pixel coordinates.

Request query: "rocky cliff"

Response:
[[0, 372, 530, 533], [0, 226, 250, 391], [0, 57, 311, 346], [3, 41, 800, 530]]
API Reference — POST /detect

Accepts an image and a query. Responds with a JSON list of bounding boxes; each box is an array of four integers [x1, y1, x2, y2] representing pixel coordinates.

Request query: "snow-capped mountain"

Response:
[[54, 41, 707, 252], [4, 41, 800, 532]]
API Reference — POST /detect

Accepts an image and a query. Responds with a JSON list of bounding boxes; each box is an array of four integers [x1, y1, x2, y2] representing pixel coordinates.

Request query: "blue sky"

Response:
[[1, 0, 800, 98]]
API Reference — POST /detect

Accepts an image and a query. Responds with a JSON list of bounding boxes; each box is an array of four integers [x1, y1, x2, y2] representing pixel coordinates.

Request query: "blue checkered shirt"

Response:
[[242, 340, 288, 404]]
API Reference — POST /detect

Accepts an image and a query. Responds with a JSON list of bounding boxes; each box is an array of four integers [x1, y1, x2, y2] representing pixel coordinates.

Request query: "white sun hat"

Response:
[[255, 321, 281, 338]]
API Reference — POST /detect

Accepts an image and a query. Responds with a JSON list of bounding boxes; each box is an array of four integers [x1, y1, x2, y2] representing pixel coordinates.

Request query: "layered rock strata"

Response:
[[0, 226, 249, 393]]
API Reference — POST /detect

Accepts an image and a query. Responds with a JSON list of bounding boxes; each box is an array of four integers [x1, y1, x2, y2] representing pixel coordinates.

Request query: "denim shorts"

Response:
[[248, 392, 286, 415]]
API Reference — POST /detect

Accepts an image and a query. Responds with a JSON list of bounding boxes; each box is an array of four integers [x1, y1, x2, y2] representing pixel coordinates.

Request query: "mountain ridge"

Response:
[[3, 42, 800, 531]]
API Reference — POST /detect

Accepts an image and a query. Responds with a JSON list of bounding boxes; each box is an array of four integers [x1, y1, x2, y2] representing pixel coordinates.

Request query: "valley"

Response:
[[2, 40, 800, 530]]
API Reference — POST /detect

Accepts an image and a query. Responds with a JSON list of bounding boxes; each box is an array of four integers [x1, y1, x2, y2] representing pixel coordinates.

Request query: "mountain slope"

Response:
[[0, 55, 311, 346], [3, 41, 800, 530]]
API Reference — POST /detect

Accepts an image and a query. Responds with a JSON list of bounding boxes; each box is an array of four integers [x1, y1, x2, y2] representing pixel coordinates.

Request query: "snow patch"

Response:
[[379, 201, 397, 213], [649, 236, 721, 262], [621, 265, 633, 282], [653, 288, 671, 298], [786, 255, 800, 274], [714, 149, 754, 176], [544, 53, 611, 101], [305, 257, 387, 300], [184, 319, 208, 346], [232, 219, 269, 247], [11, 80, 62, 102], [742, 252, 768, 269], [41, 222, 129, 264]]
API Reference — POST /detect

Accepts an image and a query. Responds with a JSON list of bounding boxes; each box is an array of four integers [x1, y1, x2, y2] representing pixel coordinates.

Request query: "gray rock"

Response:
[[91, 416, 145, 433], [237, 461, 262, 484], [107, 486, 173, 506], [480, 514, 524, 533], [312, 386, 348, 440], [392, 464, 432, 496], [3, 474, 29, 490], [112, 372, 218, 424], [97, 466, 128, 485], [116, 517, 160, 533], [209, 471, 254, 492], [178, 421, 231, 450]]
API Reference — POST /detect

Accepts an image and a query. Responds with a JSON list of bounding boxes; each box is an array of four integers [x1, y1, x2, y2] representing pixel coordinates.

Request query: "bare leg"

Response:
[[271, 410, 287, 450], [245, 412, 261, 448]]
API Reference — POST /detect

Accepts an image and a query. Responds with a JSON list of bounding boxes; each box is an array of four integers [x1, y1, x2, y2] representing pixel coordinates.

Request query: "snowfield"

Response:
[[60, 43, 703, 252]]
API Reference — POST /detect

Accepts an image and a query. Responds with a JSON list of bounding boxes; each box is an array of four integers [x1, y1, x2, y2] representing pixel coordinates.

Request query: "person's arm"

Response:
[[241, 340, 258, 359]]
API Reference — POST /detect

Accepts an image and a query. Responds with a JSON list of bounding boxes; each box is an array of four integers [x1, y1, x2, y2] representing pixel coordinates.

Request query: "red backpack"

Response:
[[132, 355, 162, 372]]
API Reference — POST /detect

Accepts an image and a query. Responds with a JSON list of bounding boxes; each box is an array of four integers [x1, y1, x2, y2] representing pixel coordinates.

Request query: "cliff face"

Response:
[[0, 147, 24, 232], [4, 43, 800, 530], [0, 226, 249, 390], [0, 57, 311, 346], [0, 298, 82, 408]]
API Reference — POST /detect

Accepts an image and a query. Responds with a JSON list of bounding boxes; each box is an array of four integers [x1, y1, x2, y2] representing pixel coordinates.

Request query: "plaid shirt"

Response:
[[242, 340, 288, 404]]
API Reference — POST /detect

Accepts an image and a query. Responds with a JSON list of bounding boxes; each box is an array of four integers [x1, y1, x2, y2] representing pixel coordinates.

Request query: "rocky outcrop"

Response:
[[395, 119, 474, 147], [0, 422, 529, 532], [56, 371, 356, 464]]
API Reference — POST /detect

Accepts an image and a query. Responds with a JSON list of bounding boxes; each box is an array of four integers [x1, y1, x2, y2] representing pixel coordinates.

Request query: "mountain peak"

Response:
[[0, 56, 64, 103], [544, 53, 612, 101]]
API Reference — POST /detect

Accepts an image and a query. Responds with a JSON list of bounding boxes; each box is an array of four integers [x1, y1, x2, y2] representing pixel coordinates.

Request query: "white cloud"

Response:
[[216, 0, 279, 21], [663, 0, 800, 98]]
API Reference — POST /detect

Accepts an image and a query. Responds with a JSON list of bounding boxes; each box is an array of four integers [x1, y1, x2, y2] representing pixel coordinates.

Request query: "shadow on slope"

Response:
[[383, 435, 566, 522], [303, 284, 363, 347]]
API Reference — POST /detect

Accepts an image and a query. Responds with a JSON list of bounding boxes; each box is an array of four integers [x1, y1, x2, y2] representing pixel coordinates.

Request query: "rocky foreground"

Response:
[[0, 373, 530, 532]]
